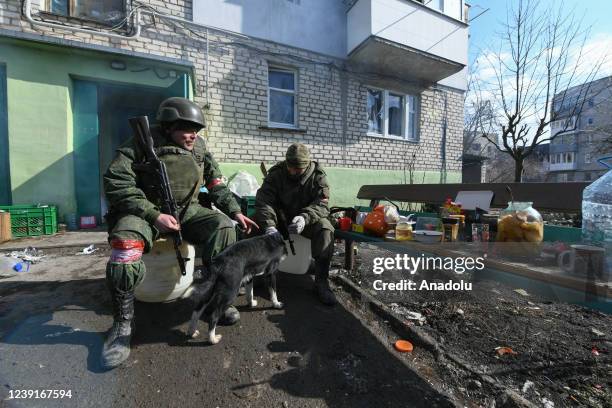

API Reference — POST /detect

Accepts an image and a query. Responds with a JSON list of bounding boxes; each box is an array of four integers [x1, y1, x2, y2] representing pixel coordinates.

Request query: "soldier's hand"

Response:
[[288, 216, 306, 235], [234, 213, 259, 234], [154, 214, 180, 233]]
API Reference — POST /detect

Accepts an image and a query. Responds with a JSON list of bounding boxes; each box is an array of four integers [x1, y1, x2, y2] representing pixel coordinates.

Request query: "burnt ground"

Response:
[[0, 246, 456, 408], [336, 244, 612, 408]]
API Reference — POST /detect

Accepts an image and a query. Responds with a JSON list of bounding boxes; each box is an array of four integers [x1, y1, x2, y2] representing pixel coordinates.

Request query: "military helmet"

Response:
[[286, 143, 311, 169], [156, 97, 206, 130]]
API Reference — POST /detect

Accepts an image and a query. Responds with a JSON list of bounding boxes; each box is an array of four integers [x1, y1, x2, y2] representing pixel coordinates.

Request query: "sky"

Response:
[[468, 0, 612, 77]]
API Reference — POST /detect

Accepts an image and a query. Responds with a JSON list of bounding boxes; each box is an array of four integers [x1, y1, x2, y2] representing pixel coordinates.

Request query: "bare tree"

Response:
[[463, 63, 497, 157], [479, 0, 604, 182]]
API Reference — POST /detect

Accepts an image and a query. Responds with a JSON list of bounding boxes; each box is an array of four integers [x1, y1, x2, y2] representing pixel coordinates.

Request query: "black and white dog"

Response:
[[187, 232, 287, 344]]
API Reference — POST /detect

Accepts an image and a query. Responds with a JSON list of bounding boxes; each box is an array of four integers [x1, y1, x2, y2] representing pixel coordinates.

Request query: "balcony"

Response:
[[549, 162, 577, 171], [549, 143, 578, 154], [347, 0, 468, 85]]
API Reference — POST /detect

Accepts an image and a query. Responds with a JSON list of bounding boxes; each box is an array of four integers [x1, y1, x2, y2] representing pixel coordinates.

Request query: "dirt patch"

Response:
[[333, 244, 612, 407]]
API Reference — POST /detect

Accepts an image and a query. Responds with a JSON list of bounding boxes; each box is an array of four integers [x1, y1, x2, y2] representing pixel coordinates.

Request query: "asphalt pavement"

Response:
[[0, 236, 453, 408]]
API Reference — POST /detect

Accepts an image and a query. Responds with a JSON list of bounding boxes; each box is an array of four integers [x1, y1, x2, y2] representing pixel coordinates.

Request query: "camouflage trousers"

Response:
[[106, 204, 236, 292], [301, 218, 334, 262]]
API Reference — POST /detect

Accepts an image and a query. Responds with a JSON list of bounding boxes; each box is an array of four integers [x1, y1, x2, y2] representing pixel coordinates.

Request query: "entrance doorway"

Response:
[[72, 75, 189, 222]]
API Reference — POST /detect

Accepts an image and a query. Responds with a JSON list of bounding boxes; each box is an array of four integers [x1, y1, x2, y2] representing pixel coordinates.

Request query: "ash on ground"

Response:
[[332, 242, 612, 408]]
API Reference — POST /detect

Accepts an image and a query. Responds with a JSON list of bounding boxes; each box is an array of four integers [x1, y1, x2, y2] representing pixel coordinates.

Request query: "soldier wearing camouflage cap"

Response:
[[255, 143, 336, 305], [100, 97, 258, 369]]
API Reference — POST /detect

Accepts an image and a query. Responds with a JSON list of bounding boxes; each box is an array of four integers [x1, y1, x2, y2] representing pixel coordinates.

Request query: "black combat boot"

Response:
[[314, 258, 337, 306], [101, 288, 134, 369]]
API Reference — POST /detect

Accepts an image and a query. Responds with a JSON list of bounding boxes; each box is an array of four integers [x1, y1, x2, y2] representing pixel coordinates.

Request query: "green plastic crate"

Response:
[[240, 196, 257, 218], [0, 205, 58, 237]]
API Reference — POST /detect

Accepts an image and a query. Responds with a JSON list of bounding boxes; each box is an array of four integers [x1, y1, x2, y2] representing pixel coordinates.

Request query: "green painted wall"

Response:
[[0, 38, 190, 219], [219, 162, 461, 207]]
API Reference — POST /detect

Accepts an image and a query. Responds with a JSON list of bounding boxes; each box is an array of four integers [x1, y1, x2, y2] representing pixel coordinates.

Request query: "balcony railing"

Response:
[[549, 162, 578, 171]]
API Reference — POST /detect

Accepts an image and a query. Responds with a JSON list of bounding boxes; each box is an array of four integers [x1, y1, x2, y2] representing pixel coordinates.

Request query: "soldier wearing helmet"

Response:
[[101, 97, 257, 369]]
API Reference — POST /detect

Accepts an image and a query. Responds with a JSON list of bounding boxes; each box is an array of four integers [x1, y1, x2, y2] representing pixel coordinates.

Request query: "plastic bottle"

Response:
[[0, 256, 19, 275], [582, 165, 612, 278]]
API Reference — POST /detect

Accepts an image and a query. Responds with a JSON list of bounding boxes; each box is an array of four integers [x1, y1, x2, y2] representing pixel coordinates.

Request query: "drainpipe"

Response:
[[24, 0, 142, 40]]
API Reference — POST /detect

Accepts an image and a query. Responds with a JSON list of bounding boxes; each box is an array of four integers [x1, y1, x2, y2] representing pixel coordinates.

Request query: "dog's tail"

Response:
[[187, 264, 219, 309]]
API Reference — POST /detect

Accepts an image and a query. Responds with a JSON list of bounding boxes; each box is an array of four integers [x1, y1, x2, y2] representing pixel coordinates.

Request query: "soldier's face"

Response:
[[287, 166, 306, 176], [170, 126, 199, 151]]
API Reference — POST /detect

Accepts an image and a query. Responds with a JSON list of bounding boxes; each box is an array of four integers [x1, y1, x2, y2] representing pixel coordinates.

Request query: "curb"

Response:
[[332, 274, 443, 357]]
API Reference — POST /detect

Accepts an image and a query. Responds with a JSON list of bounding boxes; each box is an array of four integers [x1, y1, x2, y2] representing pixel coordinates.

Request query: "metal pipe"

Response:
[[24, 0, 142, 40], [24, 1, 249, 42]]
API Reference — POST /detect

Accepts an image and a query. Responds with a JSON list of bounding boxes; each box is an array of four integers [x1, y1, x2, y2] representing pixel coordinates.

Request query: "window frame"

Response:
[[366, 86, 420, 142], [44, 0, 127, 27], [267, 66, 298, 129]]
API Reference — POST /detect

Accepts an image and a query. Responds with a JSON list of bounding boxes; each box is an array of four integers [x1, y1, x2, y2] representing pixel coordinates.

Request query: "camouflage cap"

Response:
[[285, 143, 311, 169]]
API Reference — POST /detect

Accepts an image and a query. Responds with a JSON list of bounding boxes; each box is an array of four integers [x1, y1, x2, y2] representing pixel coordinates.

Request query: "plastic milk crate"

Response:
[[0, 205, 58, 237]]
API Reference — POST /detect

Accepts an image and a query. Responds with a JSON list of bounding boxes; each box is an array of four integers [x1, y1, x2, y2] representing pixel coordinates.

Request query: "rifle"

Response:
[[276, 208, 296, 256], [129, 116, 189, 275]]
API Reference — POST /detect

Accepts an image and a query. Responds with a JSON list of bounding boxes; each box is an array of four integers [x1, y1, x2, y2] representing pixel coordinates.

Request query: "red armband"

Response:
[[206, 178, 223, 189]]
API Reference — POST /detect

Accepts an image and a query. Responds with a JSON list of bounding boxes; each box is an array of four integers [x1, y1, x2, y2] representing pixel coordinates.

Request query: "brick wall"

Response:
[[1, 0, 463, 174]]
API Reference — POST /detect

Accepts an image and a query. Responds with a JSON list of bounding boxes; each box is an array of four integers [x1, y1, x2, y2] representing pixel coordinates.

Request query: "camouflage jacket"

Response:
[[103, 126, 241, 224], [255, 161, 330, 229]]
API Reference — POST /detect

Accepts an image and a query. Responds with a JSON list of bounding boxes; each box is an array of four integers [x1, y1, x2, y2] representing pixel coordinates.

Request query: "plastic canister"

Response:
[[278, 234, 312, 274], [582, 164, 612, 279], [135, 239, 195, 302]]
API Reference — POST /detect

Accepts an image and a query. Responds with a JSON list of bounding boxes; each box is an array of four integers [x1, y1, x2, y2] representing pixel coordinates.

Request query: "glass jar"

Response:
[[497, 202, 544, 255], [396, 220, 414, 241]]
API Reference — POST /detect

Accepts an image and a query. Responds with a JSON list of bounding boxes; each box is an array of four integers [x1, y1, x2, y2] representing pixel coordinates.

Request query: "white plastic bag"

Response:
[[384, 205, 400, 224], [228, 171, 260, 198]]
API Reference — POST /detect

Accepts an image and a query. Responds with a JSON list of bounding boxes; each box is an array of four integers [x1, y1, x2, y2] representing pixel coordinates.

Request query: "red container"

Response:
[[339, 217, 352, 231], [80, 216, 97, 229]]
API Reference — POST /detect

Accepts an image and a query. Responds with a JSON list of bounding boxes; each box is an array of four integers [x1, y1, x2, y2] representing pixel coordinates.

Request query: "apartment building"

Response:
[[0, 0, 469, 220], [548, 75, 612, 182]]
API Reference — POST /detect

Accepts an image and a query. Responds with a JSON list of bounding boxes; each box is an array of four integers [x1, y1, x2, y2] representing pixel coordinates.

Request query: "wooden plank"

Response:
[[357, 182, 589, 212], [0, 211, 11, 243]]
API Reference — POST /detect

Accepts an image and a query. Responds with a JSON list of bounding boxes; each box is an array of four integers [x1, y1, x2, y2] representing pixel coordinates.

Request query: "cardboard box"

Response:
[[0, 211, 11, 243]]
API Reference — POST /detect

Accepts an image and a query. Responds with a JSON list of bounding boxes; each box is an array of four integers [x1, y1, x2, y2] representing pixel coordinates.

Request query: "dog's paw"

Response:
[[188, 329, 200, 339], [249, 299, 258, 308], [209, 334, 222, 344], [272, 301, 284, 309]]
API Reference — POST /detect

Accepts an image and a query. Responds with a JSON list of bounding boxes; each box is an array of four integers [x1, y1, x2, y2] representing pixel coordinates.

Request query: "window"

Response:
[[366, 88, 419, 141], [268, 67, 297, 128], [367, 89, 383, 134], [585, 151, 592, 164], [588, 118, 594, 125], [46, 0, 125, 24], [472, 143, 481, 151]]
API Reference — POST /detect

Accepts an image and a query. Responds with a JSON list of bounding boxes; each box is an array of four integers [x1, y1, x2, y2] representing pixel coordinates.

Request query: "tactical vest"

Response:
[[136, 129, 206, 210]]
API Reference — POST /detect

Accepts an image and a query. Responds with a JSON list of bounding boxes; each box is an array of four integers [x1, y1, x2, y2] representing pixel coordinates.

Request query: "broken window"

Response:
[[366, 87, 419, 141], [46, 0, 126, 24], [367, 89, 383, 134], [268, 67, 297, 127]]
